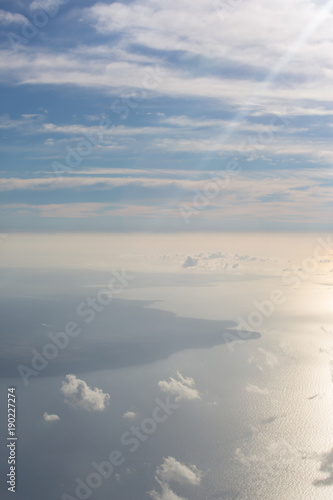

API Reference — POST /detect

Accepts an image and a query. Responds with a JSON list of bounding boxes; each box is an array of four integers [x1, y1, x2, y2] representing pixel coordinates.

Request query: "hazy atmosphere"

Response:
[[0, 1, 333, 499]]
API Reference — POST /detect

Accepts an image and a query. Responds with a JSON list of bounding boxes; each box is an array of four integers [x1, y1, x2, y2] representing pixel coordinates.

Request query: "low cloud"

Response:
[[205, 252, 225, 260], [248, 347, 279, 371], [236, 439, 298, 472], [156, 456, 202, 486], [245, 383, 269, 395], [43, 412, 60, 422], [179, 250, 275, 273], [158, 372, 201, 402], [235, 448, 262, 467], [258, 348, 278, 368], [61, 374, 110, 411], [149, 480, 186, 500], [122, 410, 137, 420], [182, 256, 198, 268], [149, 457, 202, 500]]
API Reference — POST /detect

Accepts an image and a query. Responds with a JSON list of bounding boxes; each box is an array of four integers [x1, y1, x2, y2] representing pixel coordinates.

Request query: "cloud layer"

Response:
[[0, 0, 332, 230]]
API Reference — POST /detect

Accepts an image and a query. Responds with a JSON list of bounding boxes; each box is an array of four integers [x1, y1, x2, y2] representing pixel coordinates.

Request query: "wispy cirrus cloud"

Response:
[[1, 0, 332, 231], [0, 167, 332, 227]]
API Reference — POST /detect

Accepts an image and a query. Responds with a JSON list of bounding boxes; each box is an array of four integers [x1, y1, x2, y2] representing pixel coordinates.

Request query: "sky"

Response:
[[0, 0, 333, 232]]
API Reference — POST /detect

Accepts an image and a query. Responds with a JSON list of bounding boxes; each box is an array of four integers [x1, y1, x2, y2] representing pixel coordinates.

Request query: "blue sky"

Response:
[[0, 0, 333, 231]]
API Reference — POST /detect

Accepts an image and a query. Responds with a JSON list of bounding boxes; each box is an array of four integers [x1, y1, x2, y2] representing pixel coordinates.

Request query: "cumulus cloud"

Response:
[[258, 347, 278, 368], [266, 439, 295, 456], [245, 383, 269, 395], [156, 457, 202, 486], [236, 439, 298, 472], [205, 251, 225, 260], [235, 448, 262, 467], [158, 372, 201, 401], [149, 480, 186, 500], [149, 457, 202, 500], [248, 347, 279, 371], [61, 374, 110, 411], [179, 250, 276, 273], [43, 412, 60, 422], [182, 256, 198, 268], [122, 410, 137, 420]]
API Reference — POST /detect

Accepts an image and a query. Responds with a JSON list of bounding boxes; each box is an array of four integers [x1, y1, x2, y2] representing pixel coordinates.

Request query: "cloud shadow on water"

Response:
[[314, 448, 333, 486]]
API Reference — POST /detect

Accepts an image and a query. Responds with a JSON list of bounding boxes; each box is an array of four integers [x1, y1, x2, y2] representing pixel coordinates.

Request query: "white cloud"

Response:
[[40, 122, 172, 137], [0, 112, 320, 162], [236, 439, 299, 473], [248, 347, 279, 371], [2, 168, 330, 196], [154, 135, 333, 163], [1, 17, 333, 118], [149, 457, 202, 500], [156, 457, 202, 486], [1, 166, 332, 226], [30, 0, 68, 11], [258, 347, 278, 368], [86, 0, 333, 97], [205, 252, 225, 260], [0, 113, 46, 131], [0, 0, 332, 147], [43, 412, 60, 421], [245, 383, 269, 395], [0, 9, 28, 26], [235, 448, 262, 467], [149, 480, 186, 500], [158, 372, 201, 401], [160, 115, 228, 129], [61, 374, 110, 411], [266, 439, 295, 456], [122, 410, 137, 420]]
